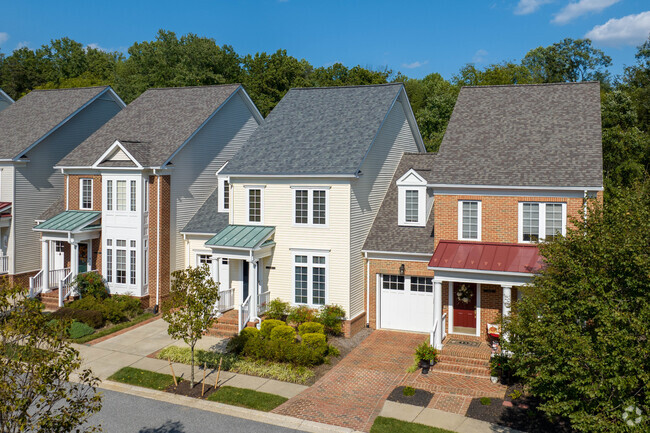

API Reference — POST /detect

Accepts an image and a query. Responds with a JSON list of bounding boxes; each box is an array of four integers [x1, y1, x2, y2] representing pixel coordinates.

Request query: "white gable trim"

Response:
[[396, 87, 426, 152], [92, 140, 143, 169], [397, 168, 427, 186]]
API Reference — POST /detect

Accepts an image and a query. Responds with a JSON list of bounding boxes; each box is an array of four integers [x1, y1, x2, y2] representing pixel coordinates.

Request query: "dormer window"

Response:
[[397, 169, 427, 227]]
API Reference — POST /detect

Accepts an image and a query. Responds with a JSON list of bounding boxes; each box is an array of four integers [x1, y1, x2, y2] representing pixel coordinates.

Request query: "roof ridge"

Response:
[[289, 82, 403, 91], [461, 81, 600, 89], [30, 85, 110, 92], [144, 83, 241, 92]]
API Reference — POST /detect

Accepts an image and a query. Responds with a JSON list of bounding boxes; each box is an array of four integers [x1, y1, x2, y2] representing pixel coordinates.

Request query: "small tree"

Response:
[[162, 265, 220, 387], [0, 280, 102, 433], [503, 182, 650, 432]]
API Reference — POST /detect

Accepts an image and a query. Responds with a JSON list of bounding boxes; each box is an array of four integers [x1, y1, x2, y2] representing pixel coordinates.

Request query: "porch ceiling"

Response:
[[34, 210, 101, 233], [205, 224, 275, 249]]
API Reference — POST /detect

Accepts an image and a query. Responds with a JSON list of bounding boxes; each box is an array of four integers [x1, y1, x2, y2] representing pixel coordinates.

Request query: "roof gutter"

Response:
[[428, 184, 604, 191], [222, 173, 358, 179]]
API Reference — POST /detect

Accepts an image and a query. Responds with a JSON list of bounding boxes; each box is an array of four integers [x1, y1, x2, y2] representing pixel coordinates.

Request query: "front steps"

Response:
[[207, 309, 240, 338], [38, 289, 63, 311]]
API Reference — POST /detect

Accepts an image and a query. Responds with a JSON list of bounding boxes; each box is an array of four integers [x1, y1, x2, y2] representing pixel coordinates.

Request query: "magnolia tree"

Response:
[[162, 265, 220, 387], [0, 281, 102, 433], [503, 182, 650, 432]]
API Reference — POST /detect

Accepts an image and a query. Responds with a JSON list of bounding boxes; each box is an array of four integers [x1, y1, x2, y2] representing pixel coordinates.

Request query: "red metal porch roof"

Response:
[[0, 201, 11, 217], [428, 240, 543, 274]]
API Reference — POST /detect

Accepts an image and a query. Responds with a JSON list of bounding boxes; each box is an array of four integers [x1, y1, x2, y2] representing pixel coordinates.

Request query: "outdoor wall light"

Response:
[[399, 264, 405, 276]]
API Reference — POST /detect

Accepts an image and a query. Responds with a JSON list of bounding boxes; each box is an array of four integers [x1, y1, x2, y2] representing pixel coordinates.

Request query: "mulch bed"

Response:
[[386, 386, 433, 407], [165, 380, 218, 399], [306, 327, 373, 385]]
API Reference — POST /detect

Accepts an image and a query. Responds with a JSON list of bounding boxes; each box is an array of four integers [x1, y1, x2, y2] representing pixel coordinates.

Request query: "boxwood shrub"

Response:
[[51, 307, 104, 329], [270, 325, 296, 342], [298, 321, 324, 336], [301, 333, 327, 355], [260, 319, 285, 339]]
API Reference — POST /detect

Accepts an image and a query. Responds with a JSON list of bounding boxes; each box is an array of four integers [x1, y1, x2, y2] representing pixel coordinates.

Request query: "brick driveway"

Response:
[[272, 330, 426, 432]]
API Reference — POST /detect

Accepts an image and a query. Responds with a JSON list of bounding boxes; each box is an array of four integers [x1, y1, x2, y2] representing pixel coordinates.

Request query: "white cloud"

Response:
[[585, 11, 650, 46], [552, 0, 620, 24], [15, 41, 29, 49], [514, 0, 554, 15], [0, 32, 9, 46], [86, 43, 105, 51], [473, 49, 489, 63], [401, 60, 428, 69]]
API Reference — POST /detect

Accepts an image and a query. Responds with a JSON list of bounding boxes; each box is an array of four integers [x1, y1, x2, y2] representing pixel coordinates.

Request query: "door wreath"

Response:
[[456, 284, 474, 304]]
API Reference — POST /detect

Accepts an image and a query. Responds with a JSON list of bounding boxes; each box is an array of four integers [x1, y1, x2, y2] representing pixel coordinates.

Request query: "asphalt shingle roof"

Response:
[[431, 82, 603, 187], [37, 195, 65, 222], [206, 225, 275, 249], [221, 83, 405, 176], [57, 84, 241, 168], [0, 86, 110, 160], [181, 187, 229, 235]]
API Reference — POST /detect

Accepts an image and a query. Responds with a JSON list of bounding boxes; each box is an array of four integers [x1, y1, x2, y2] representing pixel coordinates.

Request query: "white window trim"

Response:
[[218, 176, 230, 213], [245, 185, 265, 224], [518, 202, 567, 243], [79, 178, 93, 210], [447, 281, 482, 337], [291, 187, 330, 228], [397, 169, 427, 227], [380, 274, 434, 293], [458, 200, 482, 241], [292, 249, 329, 307]]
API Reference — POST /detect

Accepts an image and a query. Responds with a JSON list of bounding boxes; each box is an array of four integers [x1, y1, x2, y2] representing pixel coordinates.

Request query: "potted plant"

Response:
[[415, 341, 439, 374]]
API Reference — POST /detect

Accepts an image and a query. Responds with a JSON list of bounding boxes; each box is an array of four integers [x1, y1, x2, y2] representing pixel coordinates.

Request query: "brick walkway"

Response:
[[272, 330, 426, 432]]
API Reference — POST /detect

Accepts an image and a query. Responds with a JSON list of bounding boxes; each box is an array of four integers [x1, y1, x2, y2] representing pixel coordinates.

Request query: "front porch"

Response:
[[0, 201, 12, 274]]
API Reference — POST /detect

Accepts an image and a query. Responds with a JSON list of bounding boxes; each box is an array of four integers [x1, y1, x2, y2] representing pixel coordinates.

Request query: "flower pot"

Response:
[[421, 366, 430, 375], [490, 376, 499, 384], [419, 360, 430, 369]]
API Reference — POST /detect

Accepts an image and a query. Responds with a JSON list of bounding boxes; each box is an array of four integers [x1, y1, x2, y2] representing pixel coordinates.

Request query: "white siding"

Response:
[[14, 98, 122, 274], [170, 91, 260, 272], [349, 98, 420, 317]]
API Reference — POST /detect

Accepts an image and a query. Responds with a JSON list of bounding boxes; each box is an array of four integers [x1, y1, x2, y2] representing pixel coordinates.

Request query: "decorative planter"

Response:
[[490, 376, 499, 384]]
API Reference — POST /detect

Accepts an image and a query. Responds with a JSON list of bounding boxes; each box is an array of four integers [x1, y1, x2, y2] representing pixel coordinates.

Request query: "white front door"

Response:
[[53, 241, 65, 270], [219, 258, 230, 290], [380, 274, 434, 333]]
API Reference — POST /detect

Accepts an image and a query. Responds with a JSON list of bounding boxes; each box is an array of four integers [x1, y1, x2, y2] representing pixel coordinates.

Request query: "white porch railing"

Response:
[[216, 288, 235, 313], [0, 255, 8, 274], [58, 271, 74, 308], [441, 313, 447, 341], [29, 270, 44, 298], [49, 268, 70, 290], [239, 294, 251, 332], [430, 313, 448, 349], [258, 290, 271, 315]]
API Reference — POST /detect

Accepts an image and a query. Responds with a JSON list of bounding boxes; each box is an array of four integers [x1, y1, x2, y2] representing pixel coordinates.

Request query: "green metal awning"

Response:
[[205, 225, 275, 250], [34, 210, 101, 233]]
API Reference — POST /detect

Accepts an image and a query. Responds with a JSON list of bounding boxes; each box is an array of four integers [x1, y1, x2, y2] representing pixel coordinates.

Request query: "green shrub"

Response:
[[287, 305, 316, 326], [111, 294, 143, 319], [68, 321, 94, 339], [228, 327, 260, 354], [298, 321, 324, 336], [270, 325, 296, 342], [74, 272, 109, 299], [69, 294, 143, 324], [260, 319, 285, 339], [301, 333, 327, 355], [51, 307, 103, 328], [480, 397, 491, 406], [327, 344, 340, 358], [158, 346, 239, 371], [403, 386, 416, 396], [265, 298, 290, 321], [242, 334, 325, 367], [414, 341, 439, 363], [317, 304, 346, 335]]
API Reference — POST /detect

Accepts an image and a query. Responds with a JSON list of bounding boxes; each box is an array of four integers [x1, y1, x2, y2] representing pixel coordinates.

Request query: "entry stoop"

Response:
[[207, 309, 240, 338], [38, 289, 62, 311]]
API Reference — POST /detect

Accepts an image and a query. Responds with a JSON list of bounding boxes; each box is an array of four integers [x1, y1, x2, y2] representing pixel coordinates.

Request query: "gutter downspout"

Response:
[[156, 172, 161, 310], [365, 252, 370, 327]]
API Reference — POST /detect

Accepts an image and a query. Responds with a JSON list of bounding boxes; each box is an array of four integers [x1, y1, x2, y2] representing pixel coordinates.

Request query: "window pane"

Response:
[[130, 250, 136, 284], [411, 276, 433, 293], [116, 181, 126, 211], [295, 255, 307, 264], [312, 190, 326, 225], [198, 255, 212, 265], [249, 189, 261, 222], [312, 265, 326, 305], [405, 190, 419, 223], [295, 265, 308, 304], [382, 274, 404, 290], [462, 202, 479, 239], [143, 241, 148, 285], [116, 250, 126, 284], [223, 179, 229, 210], [295, 190, 308, 224], [81, 179, 92, 209], [545, 203, 563, 240], [106, 249, 113, 283], [107, 180, 113, 210], [116, 239, 126, 247], [523, 203, 540, 241], [130, 180, 136, 211]]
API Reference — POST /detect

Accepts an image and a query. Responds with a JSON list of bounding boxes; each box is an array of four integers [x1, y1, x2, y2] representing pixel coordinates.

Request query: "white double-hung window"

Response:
[[519, 202, 566, 242], [246, 186, 264, 224], [458, 201, 481, 240], [397, 169, 427, 227], [80, 178, 93, 209], [293, 250, 328, 306], [293, 187, 329, 226]]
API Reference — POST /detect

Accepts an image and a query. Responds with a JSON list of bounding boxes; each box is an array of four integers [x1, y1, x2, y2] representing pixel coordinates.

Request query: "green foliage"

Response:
[[71, 313, 154, 344], [227, 327, 260, 354], [503, 182, 650, 432], [162, 265, 220, 387], [0, 280, 102, 432], [508, 389, 522, 401], [68, 321, 94, 339], [259, 319, 285, 339], [414, 341, 439, 363], [316, 304, 346, 335], [402, 386, 416, 396], [301, 333, 328, 356], [480, 397, 491, 406], [68, 294, 143, 324], [73, 272, 109, 299], [371, 416, 454, 433], [265, 298, 290, 321], [287, 305, 317, 326], [298, 321, 324, 336], [51, 306, 104, 328], [270, 324, 296, 343], [108, 367, 180, 391], [157, 346, 239, 371], [206, 386, 288, 411], [242, 332, 331, 367]]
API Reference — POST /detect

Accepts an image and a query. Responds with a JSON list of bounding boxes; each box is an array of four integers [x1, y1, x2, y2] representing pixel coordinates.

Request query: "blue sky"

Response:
[[1, 0, 649, 80]]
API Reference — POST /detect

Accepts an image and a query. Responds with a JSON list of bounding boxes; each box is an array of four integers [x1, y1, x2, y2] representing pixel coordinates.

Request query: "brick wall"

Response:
[[66, 174, 102, 211], [342, 312, 367, 338], [147, 175, 171, 308]]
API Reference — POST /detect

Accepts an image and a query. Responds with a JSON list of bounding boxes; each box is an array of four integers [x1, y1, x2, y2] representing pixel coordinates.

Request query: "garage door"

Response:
[[380, 274, 433, 332]]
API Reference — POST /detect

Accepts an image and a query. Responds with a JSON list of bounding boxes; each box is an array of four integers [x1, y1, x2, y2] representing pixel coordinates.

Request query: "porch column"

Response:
[[502, 285, 512, 343], [433, 280, 443, 350], [71, 242, 79, 278], [212, 256, 220, 286], [249, 260, 258, 318], [41, 240, 50, 291]]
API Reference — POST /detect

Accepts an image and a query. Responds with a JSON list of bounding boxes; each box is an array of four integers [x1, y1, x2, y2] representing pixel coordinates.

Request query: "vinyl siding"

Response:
[[349, 98, 420, 317], [13, 98, 121, 274], [231, 178, 352, 317], [170, 91, 260, 272]]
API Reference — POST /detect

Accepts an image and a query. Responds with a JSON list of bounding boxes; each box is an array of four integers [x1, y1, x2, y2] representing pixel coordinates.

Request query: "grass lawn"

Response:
[[108, 367, 180, 390], [71, 313, 155, 344], [370, 416, 455, 433], [207, 386, 287, 412]]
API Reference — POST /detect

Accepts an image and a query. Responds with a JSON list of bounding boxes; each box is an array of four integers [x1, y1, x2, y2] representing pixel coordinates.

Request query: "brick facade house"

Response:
[[363, 82, 604, 347]]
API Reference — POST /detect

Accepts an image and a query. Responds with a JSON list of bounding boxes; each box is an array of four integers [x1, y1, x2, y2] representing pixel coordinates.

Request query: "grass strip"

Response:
[[370, 417, 455, 433], [207, 386, 287, 411], [71, 313, 155, 344], [108, 366, 180, 390]]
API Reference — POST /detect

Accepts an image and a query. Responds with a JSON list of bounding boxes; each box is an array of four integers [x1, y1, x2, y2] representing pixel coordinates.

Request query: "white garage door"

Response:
[[380, 274, 434, 333]]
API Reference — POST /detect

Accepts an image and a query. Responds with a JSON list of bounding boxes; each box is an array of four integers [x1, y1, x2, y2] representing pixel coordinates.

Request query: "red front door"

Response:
[[453, 283, 477, 329]]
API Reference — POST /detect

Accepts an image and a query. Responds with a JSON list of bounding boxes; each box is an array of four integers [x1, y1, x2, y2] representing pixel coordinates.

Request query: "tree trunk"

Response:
[[190, 345, 195, 388]]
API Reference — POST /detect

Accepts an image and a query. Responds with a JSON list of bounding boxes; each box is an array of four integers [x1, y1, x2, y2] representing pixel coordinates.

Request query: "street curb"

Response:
[[98, 380, 364, 433]]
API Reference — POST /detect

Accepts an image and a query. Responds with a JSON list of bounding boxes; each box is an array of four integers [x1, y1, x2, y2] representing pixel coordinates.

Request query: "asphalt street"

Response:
[[86, 388, 307, 433]]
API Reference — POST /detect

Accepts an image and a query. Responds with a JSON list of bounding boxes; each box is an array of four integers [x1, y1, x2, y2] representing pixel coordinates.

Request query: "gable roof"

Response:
[[181, 187, 229, 235], [57, 84, 254, 168], [221, 83, 424, 177], [0, 86, 116, 160], [37, 195, 65, 222], [362, 153, 437, 255], [430, 82, 603, 188]]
